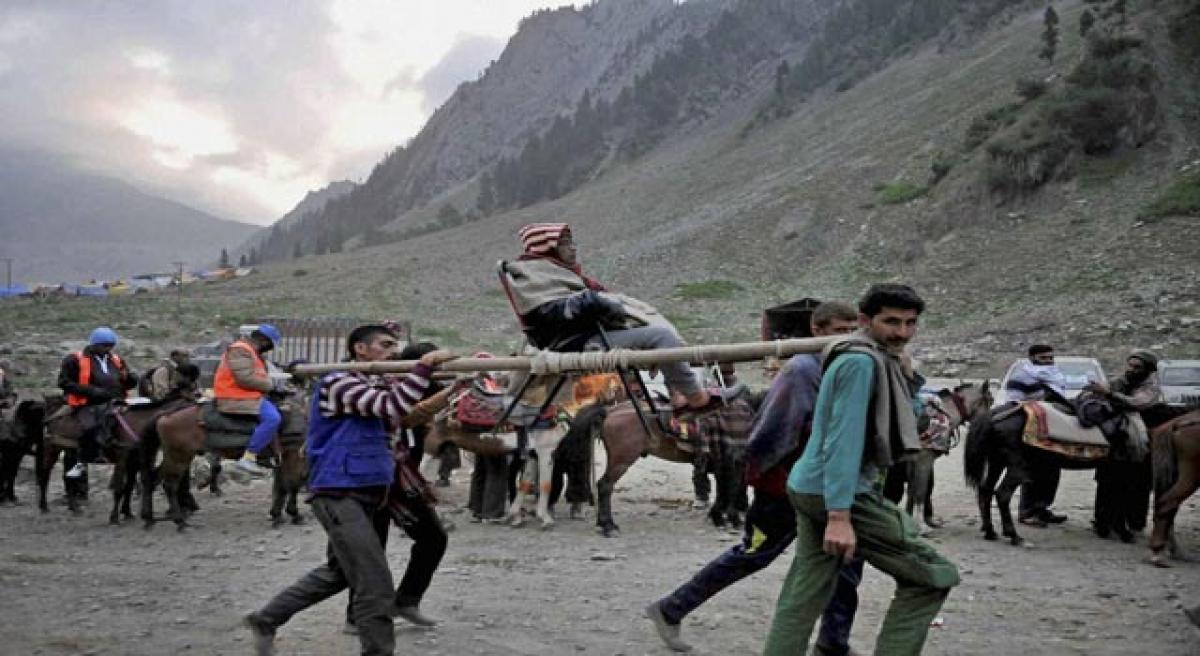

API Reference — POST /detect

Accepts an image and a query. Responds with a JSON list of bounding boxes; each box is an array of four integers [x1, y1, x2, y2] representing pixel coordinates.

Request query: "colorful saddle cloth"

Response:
[[1019, 401, 1109, 460]]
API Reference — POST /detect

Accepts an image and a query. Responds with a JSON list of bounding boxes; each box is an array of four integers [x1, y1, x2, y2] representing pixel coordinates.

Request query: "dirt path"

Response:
[[0, 445, 1197, 656]]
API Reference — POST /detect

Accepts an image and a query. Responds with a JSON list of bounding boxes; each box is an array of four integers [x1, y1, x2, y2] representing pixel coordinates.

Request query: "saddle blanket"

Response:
[[1019, 402, 1109, 460]]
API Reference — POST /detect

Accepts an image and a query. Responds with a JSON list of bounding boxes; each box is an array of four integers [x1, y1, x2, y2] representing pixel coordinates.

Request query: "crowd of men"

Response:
[[15, 221, 1194, 654]]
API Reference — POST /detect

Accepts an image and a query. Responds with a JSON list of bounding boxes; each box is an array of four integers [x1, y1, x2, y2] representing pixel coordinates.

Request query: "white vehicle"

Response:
[[993, 356, 1106, 407], [1159, 359, 1200, 408]]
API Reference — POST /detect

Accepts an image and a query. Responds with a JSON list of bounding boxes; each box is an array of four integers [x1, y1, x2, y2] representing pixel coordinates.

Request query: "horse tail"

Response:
[[139, 414, 162, 479], [963, 410, 992, 490], [556, 402, 608, 467], [1151, 423, 1179, 500]]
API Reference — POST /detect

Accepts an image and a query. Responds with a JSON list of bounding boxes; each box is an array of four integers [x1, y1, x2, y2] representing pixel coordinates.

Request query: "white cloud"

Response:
[[0, 1, 577, 223]]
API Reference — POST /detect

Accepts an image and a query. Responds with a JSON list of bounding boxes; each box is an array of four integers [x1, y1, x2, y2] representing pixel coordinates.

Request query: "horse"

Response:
[[38, 396, 193, 524], [1148, 409, 1200, 567], [963, 399, 1163, 547], [885, 381, 993, 536], [138, 397, 307, 530], [1, 398, 43, 505], [590, 397, 755, 538]]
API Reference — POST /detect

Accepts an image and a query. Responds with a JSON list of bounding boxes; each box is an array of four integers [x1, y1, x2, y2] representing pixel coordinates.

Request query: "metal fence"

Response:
[[258, 316, 412, 365]]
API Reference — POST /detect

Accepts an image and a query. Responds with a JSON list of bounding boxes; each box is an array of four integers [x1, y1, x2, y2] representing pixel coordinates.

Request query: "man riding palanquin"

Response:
[[213, 324, 284, 477], [503, 223, 710, 411], [57, 327, 138, 478]]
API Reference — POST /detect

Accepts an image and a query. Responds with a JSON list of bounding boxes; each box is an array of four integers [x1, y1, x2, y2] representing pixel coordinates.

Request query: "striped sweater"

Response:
[[316, 364, 433, 426]]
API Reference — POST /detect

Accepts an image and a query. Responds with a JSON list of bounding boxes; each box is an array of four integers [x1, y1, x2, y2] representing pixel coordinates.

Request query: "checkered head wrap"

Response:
[[518, 223, 570, 256]]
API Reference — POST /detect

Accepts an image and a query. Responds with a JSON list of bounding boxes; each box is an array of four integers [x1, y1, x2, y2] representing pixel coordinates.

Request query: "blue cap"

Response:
[[89, 326, 118, 346], [255, 323, 282, 348]]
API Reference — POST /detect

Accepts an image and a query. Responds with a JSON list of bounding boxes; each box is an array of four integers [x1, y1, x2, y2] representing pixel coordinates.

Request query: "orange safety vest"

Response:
[[213, 340, 267, 400], [66, 351, 126, 407]]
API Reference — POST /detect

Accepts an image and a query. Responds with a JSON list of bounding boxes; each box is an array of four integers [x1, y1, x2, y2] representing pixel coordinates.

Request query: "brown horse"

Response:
[[38, 397, 193, 523], [138, 400, 307, 530], [591, 399, 754, 537], [1149, 409, 1200, 566]]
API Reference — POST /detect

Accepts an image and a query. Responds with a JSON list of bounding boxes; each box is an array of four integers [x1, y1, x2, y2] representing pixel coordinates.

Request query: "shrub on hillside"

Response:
[[985, 125, 1073, 191], [1015, 76, 1048, 102], [930, 153, 955, 185], [1141, 171, 1200, 218], [964, 103, 1022, 150], [878, 181, 928, 205]]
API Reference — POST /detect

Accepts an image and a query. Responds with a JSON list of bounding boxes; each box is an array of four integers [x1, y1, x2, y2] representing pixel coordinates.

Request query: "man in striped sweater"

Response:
[[244, 324, 456, 656]]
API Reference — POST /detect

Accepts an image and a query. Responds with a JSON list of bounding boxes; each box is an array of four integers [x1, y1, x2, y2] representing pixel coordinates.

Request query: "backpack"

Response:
[[138, 366, 163, 398]]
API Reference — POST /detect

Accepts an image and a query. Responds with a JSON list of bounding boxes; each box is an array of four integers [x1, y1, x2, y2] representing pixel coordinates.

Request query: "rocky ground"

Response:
[[0, 444, 1196, 656]]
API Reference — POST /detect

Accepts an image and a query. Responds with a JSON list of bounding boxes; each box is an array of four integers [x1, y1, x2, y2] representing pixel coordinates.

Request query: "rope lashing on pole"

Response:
[[288, 336, 837, 378]]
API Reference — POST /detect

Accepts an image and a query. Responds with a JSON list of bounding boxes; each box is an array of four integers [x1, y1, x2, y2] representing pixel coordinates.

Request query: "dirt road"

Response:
[[0, 445, 1196, 656]]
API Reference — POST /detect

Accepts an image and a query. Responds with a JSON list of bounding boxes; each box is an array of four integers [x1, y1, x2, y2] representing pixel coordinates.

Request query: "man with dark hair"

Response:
[[763, 284, 959, 656], [143, 349, 193, 401], [244, 325, 456, 656], [646, 301, 858, 653], [1006, 344, 1070, 527]]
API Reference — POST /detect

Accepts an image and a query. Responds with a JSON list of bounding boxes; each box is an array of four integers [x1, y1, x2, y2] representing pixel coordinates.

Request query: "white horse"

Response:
[[504, 423, 569, 530]]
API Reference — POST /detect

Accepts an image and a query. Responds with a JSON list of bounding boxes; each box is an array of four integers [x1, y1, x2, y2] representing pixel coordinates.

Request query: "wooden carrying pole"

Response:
[[289, 336, 838, 378]]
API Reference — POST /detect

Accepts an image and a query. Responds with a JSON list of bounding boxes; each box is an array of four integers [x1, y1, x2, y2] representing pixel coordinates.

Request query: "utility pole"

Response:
[[174, 261, 185, 309]]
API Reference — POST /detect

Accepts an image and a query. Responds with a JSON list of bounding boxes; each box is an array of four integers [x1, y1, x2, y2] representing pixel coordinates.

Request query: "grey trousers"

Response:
[[589, 324, 701, 395], [257, 495, 395, 655]]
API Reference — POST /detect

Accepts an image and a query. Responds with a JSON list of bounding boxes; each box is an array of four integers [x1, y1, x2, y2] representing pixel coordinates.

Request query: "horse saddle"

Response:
[[1017, 400, 1108, 462], [199, 402, 304, 451]]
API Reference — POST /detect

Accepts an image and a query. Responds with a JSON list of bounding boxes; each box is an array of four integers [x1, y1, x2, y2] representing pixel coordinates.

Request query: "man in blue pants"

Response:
[[645, 302, 861, 654], [212, 324, 284, 477]]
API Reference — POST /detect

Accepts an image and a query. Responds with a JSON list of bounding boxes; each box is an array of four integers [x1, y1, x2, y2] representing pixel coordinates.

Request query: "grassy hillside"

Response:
[[2, 0, 1196, 388]]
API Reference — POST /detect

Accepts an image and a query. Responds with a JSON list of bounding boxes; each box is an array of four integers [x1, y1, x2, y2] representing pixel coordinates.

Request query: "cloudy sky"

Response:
[[0, 1, 575, 224]]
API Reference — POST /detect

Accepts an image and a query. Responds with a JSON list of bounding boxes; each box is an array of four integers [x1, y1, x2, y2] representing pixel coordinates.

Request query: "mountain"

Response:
[[0, 150, 259, 283], [236, 0, 1198, 372], [232, 179, 356, 263]]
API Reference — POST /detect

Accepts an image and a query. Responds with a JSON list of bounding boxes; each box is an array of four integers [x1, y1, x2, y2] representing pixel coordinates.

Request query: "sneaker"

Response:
[[235, 457, 268, 478], [1039, 509, 1068, 524], [65, 463, 86, 479], [644, 601, 691, 652], [392, 604, 438, 627], [243, 612, 276, 656]]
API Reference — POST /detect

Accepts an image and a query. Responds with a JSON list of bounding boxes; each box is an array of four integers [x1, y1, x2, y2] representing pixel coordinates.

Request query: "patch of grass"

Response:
[[1077, 153, 1135, 188], [1141, 171, 1200, 219], [877, 181, 928, 205], [672, 279, 743, 300], [663, 313, 711, 331], [415, 325, 466, 346]]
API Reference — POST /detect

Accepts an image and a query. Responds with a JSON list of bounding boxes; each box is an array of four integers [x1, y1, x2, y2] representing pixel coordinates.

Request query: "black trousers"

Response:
[[1094, 459, 1151, 533], [346, 495, 449, 623], [1019, 458, 1061, 519]]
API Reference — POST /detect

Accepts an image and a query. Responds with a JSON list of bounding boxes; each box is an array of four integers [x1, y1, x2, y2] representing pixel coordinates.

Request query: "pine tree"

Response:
[[219, 247, 230, 268], [238, 253, 248, 267], [292, 242, 303, 259], [248, 247, 259, 266], [1040, 5, 1060, 63], [774, 60, 790, 97], [477, 171, 496, 215], [1079, 9, 1095, 37]]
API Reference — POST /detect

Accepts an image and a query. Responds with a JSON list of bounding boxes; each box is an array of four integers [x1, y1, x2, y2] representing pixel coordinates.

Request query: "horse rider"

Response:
[[213, 324, 284, 477], [1085, 350, 1163, 541], [645, 301, 859, 653], [244, 323, 456, 656], [57, 327, 138, 478], [762, 284, 959, 656], [505, 223, 710, 410], [142, 349, 193, 401], [1006, 344, 1071, 528]]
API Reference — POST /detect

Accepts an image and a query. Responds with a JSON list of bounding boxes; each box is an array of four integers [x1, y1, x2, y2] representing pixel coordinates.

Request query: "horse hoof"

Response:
[[290, 514, 305, 526], [1149, 551, 1172, 568], [982, 530, 998, 541], [925, 517, 946, 529], [271, 517, 284, 529], [1008, 535, 1025, 547], [539, 521, 555, 531], [109, 517, 120, 526]]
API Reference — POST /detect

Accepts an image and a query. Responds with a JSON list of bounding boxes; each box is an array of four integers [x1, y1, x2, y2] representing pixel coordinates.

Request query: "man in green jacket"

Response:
[[763, 284, 959, 656]]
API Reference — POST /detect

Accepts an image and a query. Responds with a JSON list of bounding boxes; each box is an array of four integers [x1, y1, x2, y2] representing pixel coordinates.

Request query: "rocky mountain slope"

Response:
[[0, 150, 258, 283], [2, 0, 1197, 388]]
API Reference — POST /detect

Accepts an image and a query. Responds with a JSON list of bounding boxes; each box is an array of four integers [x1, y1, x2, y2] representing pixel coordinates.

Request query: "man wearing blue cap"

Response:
[[213, 324, 284, 477], [58, 326, 138, 478]]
